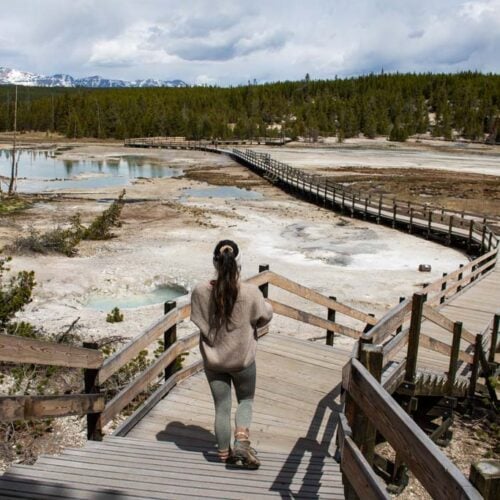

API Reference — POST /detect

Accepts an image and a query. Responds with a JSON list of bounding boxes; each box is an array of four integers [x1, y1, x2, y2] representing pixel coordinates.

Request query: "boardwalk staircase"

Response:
[[0, 143, 499, 498]]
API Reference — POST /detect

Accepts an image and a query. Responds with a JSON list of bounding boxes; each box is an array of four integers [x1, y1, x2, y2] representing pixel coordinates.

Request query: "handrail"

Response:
[[267, 271, 377, 325], [365, 248, 497, 347], [343, 358, 482, 499], [422, 304, 475, 344], [0, 333, 103, 369], [0, 394, 104, 422], [99, 331, 199, 427], [268, 299, 363, 339], [98, 303, 191, 384]]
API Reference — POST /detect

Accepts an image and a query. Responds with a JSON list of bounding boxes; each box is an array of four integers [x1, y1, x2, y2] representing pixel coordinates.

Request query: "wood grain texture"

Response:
[[268, 299, 363, 339], [100, 332, 199, 426], [0, 394, 104, 422], [0, 334, 103, 369], [348, 359, 482, 500], [268, 272, 377, 325]]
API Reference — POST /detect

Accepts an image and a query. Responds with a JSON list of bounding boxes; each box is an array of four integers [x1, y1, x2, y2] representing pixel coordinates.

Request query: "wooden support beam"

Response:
[[0, 334, 103, 369]]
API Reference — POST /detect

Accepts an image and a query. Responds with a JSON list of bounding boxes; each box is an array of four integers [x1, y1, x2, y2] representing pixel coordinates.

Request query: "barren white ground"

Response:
[[3, 141, 488, 350]]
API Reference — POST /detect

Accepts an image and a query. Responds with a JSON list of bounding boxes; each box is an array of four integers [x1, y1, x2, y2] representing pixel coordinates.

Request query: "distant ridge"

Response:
[[0, 67, 187, 88]]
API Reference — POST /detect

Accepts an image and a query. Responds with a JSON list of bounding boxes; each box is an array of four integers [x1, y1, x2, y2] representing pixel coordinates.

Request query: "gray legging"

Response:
[[205, 362, 256, 451]]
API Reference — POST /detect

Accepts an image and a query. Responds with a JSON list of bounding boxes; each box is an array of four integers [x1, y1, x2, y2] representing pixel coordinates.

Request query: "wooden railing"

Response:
[[339, 248, 498, 498], [0, 267, 376, 439], [0, 336, 104, 423], [124, 137, 287, 148], [231, 148, 500, 252], [341, 349, 482, 500]]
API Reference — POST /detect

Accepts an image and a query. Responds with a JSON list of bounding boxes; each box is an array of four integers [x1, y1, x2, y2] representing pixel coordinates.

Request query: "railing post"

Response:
[[427, 211, 432, 239], [404, 292, 426, 384], [440, 273, 447, 304], [164, 300, 178, 380], [468, 220, 474, 251], [447, 321, 462, 395], [258, 264, 269, 298], [396, 296, 405, 333], [490, 314, 500, 364], [468, 334, 482, 400], [392, 199, 397, 228], [356, 343, 383, 465], [83, 341, 103, 441], [326, 296, 336, 346], [409, 207, 413, 234], [447, 215, 453, 245], [469, 460, 500, 500], [457, 264, 464, 292], [377, 195, 382, 223], [481, 219, 487, 253]]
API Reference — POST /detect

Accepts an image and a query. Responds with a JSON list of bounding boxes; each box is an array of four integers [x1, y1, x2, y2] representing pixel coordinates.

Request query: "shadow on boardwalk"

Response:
[[270, 382, 342, 499]]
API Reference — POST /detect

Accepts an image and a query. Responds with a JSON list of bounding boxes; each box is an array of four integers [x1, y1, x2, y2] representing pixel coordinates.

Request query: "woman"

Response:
[[190, 239, 273, 468]]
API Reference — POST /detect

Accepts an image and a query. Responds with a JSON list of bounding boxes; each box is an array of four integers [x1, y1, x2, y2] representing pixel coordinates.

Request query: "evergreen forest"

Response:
[[0, 72, 499, 143]]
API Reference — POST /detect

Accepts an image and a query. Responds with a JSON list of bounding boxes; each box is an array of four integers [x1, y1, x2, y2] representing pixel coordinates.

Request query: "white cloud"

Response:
[[0, 0, 499, 85]]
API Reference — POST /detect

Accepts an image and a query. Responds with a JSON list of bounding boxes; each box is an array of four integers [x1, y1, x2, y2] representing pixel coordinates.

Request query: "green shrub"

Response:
[[0, 256, 35, 328], [106, 307, 124, 323], [10, 190, 126, 256], [83, 189, 126, 240]]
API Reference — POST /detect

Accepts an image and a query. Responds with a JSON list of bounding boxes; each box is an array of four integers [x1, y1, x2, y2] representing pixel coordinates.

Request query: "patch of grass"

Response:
[[0, 196, 31, 215]]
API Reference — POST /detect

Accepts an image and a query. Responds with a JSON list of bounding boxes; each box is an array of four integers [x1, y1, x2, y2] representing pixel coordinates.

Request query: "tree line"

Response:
[[0, 72, 498, 143]]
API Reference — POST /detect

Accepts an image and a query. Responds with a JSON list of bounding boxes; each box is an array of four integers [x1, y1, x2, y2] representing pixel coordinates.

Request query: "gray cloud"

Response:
[[0, 0, 498, 85]]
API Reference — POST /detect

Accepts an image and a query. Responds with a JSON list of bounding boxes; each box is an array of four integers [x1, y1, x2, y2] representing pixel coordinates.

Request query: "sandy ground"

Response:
[[1, 142, 469, 349], [252, 138, 500, 176]]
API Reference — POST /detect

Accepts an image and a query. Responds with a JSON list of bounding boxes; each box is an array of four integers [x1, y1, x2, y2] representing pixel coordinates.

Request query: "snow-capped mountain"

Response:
[[0, 67, 187, 88]]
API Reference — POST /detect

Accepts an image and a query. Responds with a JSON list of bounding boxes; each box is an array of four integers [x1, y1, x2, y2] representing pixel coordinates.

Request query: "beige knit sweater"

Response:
[[190, 281, 273, 372]]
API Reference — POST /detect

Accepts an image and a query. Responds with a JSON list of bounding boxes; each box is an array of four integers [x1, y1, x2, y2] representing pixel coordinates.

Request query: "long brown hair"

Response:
[[210, 239, 240, 330]]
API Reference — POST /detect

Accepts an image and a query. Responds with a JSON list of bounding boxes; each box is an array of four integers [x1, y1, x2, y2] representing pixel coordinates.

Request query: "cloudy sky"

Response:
[[1, 0, 499, 85]]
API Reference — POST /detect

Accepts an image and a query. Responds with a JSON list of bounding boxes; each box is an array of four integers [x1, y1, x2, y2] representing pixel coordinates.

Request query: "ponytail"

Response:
[[210, 240, 240, 330]]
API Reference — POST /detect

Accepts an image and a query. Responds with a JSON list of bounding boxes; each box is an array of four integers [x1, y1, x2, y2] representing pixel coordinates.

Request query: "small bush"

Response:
[[106, 307, 124, 323], [83, 189, 126, 240], [10, 190, 126, 257], [0, 256, 35, 328]]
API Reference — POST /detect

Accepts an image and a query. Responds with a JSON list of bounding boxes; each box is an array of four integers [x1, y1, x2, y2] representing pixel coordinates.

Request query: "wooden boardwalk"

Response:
[[0, 142, 497, 498], [0, 334, 351, 499], [410, 266, 499, 376]]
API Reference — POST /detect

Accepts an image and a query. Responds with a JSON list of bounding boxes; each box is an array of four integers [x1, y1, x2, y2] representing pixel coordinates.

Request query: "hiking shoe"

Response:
[[233, 440, 260, 469]]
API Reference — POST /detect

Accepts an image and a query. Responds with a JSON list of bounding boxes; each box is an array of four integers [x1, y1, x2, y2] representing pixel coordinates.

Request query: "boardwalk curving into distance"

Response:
[[0, 140, 498, 499]]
